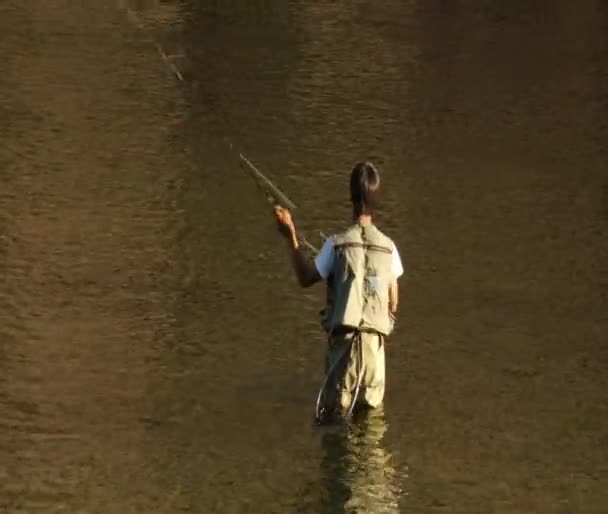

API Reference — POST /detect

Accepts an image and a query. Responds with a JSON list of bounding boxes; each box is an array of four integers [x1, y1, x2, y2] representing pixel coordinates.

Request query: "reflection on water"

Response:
[[320, 409, 404, 514]]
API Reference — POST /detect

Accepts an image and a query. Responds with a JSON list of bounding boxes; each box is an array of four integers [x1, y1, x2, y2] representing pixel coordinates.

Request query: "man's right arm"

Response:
[[285, 230, 322, 288], [275, 205, 323, 288]]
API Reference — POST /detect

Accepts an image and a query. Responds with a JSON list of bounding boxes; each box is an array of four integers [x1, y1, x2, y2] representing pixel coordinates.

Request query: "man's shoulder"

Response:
[[372, 224, 394, 239], [331, 224, 396, 252], [331, 225, 355, 244], [368, 224, 397, 247]]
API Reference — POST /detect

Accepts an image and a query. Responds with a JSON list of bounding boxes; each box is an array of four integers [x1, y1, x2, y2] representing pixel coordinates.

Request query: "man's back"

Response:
[[315, 222, 401, 336]]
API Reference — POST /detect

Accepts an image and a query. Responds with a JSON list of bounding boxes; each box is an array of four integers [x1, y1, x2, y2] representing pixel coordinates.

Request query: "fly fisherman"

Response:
[[273, 161, 404, 423]]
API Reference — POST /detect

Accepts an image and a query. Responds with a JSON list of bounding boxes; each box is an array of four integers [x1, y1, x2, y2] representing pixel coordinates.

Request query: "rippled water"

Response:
[[1, 1, 607, 513]]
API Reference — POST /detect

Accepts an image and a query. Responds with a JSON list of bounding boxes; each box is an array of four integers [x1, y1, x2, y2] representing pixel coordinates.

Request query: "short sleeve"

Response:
[[392, 242, 404, 278], [314, 238, 335, 280]]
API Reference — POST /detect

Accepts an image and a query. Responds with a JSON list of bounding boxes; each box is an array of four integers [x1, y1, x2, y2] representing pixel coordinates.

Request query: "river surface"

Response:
[[1, 1, 607, 513]]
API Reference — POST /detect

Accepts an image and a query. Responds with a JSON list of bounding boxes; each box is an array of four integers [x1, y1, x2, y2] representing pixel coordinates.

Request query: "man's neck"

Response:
[[354, 214, 372, 226]]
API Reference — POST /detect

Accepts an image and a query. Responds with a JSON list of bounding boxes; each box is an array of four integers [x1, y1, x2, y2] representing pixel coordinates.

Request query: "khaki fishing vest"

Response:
[[323, 223, 395, 336]]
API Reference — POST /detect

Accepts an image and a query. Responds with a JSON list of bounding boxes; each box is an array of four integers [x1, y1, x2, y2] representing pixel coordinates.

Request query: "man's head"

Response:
[[350, 161, 380, 217]]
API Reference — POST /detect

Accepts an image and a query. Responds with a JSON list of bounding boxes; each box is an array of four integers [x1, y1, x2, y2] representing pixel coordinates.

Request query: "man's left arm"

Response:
[[389, 242, 405, 316], [389, 279, 399, 315]]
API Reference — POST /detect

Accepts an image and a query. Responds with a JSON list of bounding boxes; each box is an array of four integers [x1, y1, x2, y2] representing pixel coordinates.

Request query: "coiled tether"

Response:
[[315, 331, 365, 424]]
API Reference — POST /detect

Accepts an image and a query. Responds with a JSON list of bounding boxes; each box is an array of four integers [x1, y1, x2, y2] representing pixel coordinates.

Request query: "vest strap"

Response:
[[333, 242, 392, 254]]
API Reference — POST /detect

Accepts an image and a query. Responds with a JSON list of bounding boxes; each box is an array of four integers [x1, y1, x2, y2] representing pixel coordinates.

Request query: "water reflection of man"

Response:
[[274, 162, 404, 422], [320, 408, 404, 514]]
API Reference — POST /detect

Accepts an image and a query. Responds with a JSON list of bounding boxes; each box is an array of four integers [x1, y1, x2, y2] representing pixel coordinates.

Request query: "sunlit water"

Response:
[[1, 1, 606, 513]]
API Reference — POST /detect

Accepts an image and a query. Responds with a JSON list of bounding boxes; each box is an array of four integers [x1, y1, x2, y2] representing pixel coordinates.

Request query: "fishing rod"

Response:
[[239, 152, 369, 425], [239, 154, 297, 210], [238, 155, 367, 424], [122, 6, 371, 425], [238, 153, 322, 255], [119, 6, 321, 251]]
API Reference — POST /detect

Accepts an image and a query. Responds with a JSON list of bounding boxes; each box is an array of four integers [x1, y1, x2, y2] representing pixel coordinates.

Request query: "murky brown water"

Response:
[[1, 1, 607, 513]]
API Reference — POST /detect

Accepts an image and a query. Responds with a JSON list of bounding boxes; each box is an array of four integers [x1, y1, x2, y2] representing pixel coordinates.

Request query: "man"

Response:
[[274, 161, 404, 422]]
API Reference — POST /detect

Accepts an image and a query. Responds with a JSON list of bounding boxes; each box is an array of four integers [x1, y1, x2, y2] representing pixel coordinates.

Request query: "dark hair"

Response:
[[350, 161, 380, 216]]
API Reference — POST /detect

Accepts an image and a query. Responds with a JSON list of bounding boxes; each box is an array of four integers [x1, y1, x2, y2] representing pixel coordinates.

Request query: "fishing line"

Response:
[[315, 332, 369, 424], [119, 2, 322, 254], [120, 4, 371, 424]]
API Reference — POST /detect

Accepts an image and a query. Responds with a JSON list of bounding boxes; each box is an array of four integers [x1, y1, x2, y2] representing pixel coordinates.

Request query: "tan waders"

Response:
[[315, 221, 395, 423], [316, 330, 386, 423]]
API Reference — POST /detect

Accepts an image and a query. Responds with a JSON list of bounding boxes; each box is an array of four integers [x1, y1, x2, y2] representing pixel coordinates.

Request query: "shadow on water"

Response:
[[317, 408, 405, 514]]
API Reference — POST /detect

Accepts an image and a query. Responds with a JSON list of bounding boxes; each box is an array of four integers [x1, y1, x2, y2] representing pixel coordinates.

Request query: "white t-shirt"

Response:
[[314, 236, 404, 280]]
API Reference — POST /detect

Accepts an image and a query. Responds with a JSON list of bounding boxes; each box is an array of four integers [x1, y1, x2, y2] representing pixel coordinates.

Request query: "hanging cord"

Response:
[[314, 335, 347, 423], [315, 331, 369, 424]]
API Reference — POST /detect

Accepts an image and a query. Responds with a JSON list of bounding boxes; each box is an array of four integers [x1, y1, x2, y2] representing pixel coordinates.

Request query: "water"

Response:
[[1, 1, 606, 513]]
